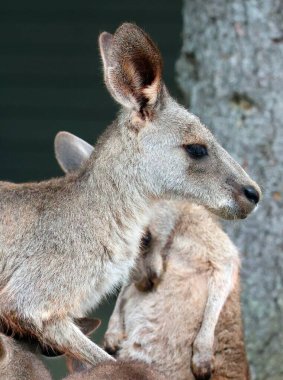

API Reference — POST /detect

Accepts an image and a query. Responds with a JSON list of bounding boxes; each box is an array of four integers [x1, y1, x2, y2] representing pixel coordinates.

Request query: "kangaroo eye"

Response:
[[184, 144, 208, 159]]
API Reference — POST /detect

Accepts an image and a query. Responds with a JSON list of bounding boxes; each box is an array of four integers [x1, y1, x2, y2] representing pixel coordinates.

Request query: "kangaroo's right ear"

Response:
[[99, 23, 163, 116], [54, 131, 94, 173]]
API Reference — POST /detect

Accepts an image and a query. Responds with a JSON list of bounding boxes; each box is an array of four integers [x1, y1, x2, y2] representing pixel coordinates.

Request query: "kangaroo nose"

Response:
[[243, 186, 260, 204]]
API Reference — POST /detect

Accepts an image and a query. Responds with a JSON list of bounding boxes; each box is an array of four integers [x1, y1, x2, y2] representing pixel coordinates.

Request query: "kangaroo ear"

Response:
[[54, 131, 94, 173], [99, 23, 163, 113], [75, 318, 101, 336]]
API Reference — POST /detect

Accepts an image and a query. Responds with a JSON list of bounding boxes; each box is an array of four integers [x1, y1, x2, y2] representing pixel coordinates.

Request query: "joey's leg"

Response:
[[41, 317, 114, 366], [135, 240, 166, 292], [103, 286, 129, 356], [192, 262, 238, 380]]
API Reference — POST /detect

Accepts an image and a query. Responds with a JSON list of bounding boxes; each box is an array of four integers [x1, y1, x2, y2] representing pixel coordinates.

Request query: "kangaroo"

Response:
[[55, 132, 250, 380], [0, 333, 52, 380], [104, 202, 250, 380], [63, 360, 168, 380], [0, 23, 261, 368], [0, 318, 99, 380]]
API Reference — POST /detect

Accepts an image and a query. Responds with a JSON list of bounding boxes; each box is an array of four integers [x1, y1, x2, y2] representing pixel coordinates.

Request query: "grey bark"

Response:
[[177, 1, 283, 379]]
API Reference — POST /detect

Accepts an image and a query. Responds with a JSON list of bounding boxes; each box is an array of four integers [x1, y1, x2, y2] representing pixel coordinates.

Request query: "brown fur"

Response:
[[213, 283, 250, 380]]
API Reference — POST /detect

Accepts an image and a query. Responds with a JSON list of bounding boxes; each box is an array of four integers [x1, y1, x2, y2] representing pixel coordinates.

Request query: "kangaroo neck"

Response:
[[77, 120, 155, 254]]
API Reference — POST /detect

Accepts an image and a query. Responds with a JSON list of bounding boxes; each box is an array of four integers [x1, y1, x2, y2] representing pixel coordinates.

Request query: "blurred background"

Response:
[[1, 1, 282, 380]]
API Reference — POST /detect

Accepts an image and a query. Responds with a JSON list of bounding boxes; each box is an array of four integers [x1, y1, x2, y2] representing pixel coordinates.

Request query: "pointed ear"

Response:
[[54, 131, 94, 173], [99, 23, 163, 114], [75, 317, 101, 336]]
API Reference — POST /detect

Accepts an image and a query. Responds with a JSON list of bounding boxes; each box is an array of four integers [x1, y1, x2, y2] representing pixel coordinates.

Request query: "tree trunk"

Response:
[[177, 1, 283, 379]]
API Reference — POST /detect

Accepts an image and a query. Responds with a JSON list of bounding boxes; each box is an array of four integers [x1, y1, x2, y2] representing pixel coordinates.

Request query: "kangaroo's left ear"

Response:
[[54, 131, 94, 173]]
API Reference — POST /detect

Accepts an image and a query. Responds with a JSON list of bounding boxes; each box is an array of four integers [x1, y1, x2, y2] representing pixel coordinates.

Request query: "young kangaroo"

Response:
[[0, 23, 261, 367], [104, 202, 250, 380], [63, 360, 168, 380], [0, 333, 52, 380], [55, 132, 250, 380]]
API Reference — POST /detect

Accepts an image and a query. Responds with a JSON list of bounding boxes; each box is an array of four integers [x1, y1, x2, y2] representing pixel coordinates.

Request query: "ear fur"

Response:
[[99, 23, 163, 113], [54, 131, 94, 173]]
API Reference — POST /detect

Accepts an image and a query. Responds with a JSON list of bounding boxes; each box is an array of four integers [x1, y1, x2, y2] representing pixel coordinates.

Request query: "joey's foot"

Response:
[[103, 331, 125, 357], [135, 272, 161, 292], [191, 351, 214, 380]]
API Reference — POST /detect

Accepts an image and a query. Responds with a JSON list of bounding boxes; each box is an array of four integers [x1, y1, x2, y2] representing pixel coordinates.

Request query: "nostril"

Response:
[[243, 186, 260, 204]]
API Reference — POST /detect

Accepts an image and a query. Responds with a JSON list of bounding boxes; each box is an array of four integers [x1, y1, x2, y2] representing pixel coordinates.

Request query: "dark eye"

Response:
[[184, 144, 208, 159]]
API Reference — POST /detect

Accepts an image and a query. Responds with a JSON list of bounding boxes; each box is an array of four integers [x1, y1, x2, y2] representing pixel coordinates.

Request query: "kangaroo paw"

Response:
[[103, 331, 125, 356], [191, 351, 214, 380]]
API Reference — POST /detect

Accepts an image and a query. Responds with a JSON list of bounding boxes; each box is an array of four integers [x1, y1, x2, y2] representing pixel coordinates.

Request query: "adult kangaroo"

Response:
[[0, 23, 261, 367]]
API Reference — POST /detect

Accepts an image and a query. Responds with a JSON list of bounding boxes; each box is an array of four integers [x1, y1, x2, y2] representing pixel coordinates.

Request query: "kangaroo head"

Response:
[[97, 23, 261, 219]]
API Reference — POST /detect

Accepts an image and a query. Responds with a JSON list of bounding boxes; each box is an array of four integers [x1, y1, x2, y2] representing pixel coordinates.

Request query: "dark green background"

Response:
[[0, 1, 182, 378]]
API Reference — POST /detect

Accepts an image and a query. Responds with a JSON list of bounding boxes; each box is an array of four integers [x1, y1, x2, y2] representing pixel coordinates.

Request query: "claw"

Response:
[[191, 360, 212, 380]]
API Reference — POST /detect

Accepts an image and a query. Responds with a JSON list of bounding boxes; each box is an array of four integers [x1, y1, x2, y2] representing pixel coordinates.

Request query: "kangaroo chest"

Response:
[[80, 209, 151, 315]]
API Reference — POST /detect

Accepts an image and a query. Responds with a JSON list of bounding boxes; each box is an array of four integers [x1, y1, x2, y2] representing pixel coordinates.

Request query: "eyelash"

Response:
[[184, 144, 208, 159]]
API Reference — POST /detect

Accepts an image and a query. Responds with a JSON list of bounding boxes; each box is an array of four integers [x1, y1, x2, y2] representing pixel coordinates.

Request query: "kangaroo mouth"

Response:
[[207, 202, 251, 221]]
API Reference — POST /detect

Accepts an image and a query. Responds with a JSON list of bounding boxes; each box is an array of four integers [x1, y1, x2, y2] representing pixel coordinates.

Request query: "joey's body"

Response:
[[104, 201, 249, 380], [0, 23, 260, 366]]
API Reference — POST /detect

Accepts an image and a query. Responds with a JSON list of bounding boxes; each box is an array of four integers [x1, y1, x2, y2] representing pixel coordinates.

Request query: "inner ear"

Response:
[[99, 23, 163, 113], [54, 131, 94, 174]]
